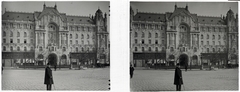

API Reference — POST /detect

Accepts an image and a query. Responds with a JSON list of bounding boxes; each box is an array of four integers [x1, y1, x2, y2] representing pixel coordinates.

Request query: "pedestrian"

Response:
[[44, 63, 54, 90], [54, 65, 57, 71], [130, 64, 134, 78], [174, 63, 183, 91], [185, 65, 188, 72]]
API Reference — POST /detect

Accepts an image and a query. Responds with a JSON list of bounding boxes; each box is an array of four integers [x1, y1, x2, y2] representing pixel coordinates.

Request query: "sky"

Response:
[[2, 1, 109, 16], [2, 1, 110, 31], [131, 2, 238, 17]]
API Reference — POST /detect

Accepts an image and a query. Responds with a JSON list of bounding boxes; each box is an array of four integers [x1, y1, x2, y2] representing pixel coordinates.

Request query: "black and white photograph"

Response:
[[2, 1, 110, 90], [130, 2, 238, 91]]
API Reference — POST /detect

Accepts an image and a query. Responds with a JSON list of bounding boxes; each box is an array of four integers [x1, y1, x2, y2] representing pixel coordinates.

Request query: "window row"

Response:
[[69, 26, 94, 31], [133, 23, 165, 30], [205, 48, 226, 53], [201, 34, 225, 40], [134, 47, 165, 52], [201, 41, 223, 45], [134, 32, 165, 38], [69, 40, 91, 45], [201, 26, 227, 32], [2, 23, 34, 29], [3, 38, 33, 44], [134, 39, 165, 44], [3, 46, 34, 52], [69, 34, 91, 39], [2, 31, 33, 37]]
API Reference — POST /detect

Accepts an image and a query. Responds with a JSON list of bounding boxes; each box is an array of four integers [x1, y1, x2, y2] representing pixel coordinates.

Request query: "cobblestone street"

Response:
[[2, 68, 110, 90], [130, 68, 238, 91]]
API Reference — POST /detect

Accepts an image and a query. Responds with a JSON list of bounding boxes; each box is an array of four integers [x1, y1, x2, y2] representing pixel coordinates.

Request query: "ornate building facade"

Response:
[[2, 3, 110, 67], [130, 5, 238, 68]]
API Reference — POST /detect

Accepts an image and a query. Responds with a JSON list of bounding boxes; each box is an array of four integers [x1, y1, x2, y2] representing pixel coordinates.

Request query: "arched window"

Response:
[[63, 47, 66, 52], [148, 32, 151, 38], [142, 47, 144, 52], [82, 47, 84, 52], [170, 47, 174, 52], [218, 48, 221, 52], [81, 34, 84, 39], [135, 47, 137, 51], [142, 32, 145, 38], [3, 31, 6, 37], [162, 33, 164, 38], [155, 33, 158, 38], [24, 47, 27, 51], [148, 47, 151, 51], [24, 32, 27, 37], [76, 34, 78, 39], [39, 47, 43, 51], [17, 32, 20, 37], [10, 46, 13, 51], [3, 46, 6, 51], [212, 35, 215, 39], [162, 47, 165, 51], [87, 34, 89, 39], [135, 32, 138, 37], [141, 39, 144, 44], [155, 47, 158, 52], [17, 47, 20, 51], [194, 47, 197, 52], [207, 34, 209, 39], [70, 34, 72, 39], [87, 48, 89, 52], [76, 47, 78, 52], [218, 35, 221, 40], [10, 31, 13, 37], [31, 47, 34, 51]]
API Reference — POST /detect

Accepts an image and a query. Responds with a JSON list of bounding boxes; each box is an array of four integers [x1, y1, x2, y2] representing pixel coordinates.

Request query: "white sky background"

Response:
[[0, 0, 240, 92], [131, 2, 238, 17]]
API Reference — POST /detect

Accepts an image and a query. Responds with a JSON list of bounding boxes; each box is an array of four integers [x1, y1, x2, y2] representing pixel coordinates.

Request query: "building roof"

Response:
[[197, 16, 225, 25], [133, 12, 166, 22], [2, 11, 34, 21], [67, 15, 94, 24]]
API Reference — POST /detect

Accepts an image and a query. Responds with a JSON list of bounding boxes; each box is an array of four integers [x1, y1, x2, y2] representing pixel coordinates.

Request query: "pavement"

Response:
[[130, 68, 238, 91], [2, 67, 110, 90]]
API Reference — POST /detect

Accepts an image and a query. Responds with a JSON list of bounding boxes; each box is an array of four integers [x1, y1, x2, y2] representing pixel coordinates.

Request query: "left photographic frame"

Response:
[[2, 1, 110, 91]]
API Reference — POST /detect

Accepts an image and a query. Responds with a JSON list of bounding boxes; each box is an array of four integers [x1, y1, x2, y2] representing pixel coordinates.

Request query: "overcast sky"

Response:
[[131, 2, 238, 17], [2, 1, 109, 17]]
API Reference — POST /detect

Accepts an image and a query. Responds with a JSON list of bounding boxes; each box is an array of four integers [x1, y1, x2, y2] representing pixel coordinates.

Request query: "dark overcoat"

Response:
[[174, 67, 183, 85], [130, 67, 134, 75], [44, 66, 54, 84]]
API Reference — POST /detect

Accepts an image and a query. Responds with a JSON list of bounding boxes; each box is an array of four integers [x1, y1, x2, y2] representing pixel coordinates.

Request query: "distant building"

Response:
[[2, 3, 110, 67], [130, 4, 238, 68]]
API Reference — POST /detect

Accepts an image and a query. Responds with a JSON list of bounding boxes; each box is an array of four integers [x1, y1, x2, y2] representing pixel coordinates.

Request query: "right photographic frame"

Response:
[[130, 2, 238, 91]]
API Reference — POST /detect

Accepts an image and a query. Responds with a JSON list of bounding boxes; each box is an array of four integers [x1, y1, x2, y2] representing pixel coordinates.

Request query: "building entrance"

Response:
[[179, 54, 188, 66], [48, 53, 58, 66]]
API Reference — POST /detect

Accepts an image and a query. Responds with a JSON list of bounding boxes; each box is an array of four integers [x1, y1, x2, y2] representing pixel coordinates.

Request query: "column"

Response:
[[66, 34, 68, 47], [174, 33, 176, 49], [43, 33, 45, 48], [197, 34, 199, 48], [59, 33, 61, 46], [35, 32, 38, 47], [167, 33, 169, 48]]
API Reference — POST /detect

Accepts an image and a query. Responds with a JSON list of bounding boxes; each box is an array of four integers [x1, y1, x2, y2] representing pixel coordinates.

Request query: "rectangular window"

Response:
[[18, 39, 20, 43], [3, 39, 6, 43], [70, 40, 72, 44], [24, 39, 27, 43], [135, 39, 137, 44], [149, 40, 151, 44], [201, 41, 203, 45], [10, 39, 13, 43], [76, 40, 78, 44]]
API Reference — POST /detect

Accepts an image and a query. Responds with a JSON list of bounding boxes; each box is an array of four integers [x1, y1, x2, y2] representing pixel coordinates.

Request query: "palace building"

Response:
[[130, 4, 238, 68], [2, 3, 110, 68]]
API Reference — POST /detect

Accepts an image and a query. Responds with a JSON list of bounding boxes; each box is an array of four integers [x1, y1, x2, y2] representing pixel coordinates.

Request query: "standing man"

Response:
[[130, 64, 134, 78], [174, 63, 183, 91], [44, 63, 54, 90], [185, 65, 188, 72]]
